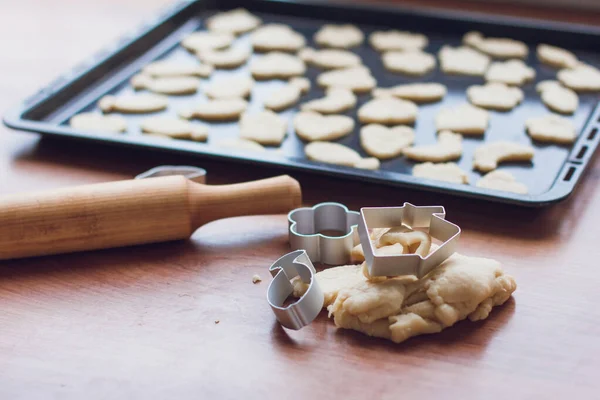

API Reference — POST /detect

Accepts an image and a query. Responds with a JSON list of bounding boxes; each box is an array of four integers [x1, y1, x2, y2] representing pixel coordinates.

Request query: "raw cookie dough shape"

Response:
[[476, 170, 528, 194], [293, 111, 354, 141], [557, 64, 600, 92], [305, 141, 380, 170], [372, 83, 446, 103], [178, 99, 248, 121], [463, 31, 528, 59], [203, 76, 254, 99], [69, 113, 127, 133], [239, 110, 288, 145], [473, 141, 534, 172], [403, 130, 463, 162], [466, 82, 523, 111], [250, 52, 306, 79], [263, 78, 310, 111], [413, 162, 469, 184], [251, 24, 306, 52], [196, 46, 251, 69], [206, 8, 262, 35], [360, 124, 415, 159], [358, 97, 418, 125], [438, 45, 490, 76], [536, 44, 578, 69], [435, 103, 490, 135], [317, 66, 377, 93], [216, 138, 265, 152], [300, 88, 357, 114], [525, 114, 577, 144], [485, 59, 536, 86], [369, 30, 428, 52], [98, 93, 168, 114], [141, 60, 213, 78], [536, 80, 578, 115], [140, 116, 208, 141], [314, 24, 364, 48], [130, 74, 200, 95], [298, 48, 362, 70], [180, 31, 235, 53], [382, 51, 436, 76]]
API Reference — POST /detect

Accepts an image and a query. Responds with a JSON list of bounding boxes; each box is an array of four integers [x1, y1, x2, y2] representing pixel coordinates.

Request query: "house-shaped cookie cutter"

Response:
[[358, 203, 461, 279]]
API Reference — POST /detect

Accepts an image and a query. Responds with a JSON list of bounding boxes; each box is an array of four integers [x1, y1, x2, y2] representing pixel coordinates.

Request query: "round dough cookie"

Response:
[[536, 80, 578, 115], [250, 52, 306, 79], [382, 51, 436, 76], [305, 141, 379, 170], [360, 124, 415, 159], [263, 78, 309, 111], [369, 30, 428, 52], [141, 60, 213, 78], [130, 74, 201, 95], [251, 24, 306, 52], [178, 99, 248, 121], [525, 114, 577, 144], [536, 44, 578, 69], [298, 48, 362, 70], [181, 31, 235, 53], [294, 111, 354, 142], [98, 93, 168, 114], [206, 8, 262, 35], [196, 46, 251, 69], [473, 141, 534, 172], [372, 83, 446, 103], [69, 112, 127, 133], [485, 60, 536, 86], [314, 24, 364, 48], [403, 130, 463, 162], [358, 97, 418, 125], [435, 104, 489, 135], [239, 110, 288, 145], [463, 31, 528, 59], [140, 116, 208, 141], [557, 64, 600, 92], [413, 162, 469, 184], [300, 88, 357, 114], [216, 138, 265, 152], [466, 82, 523, 111], [317, 66, 376, 93], [204, 76, 254, 99], [476, 170, 528, 194], [438, 45, 490, 76]]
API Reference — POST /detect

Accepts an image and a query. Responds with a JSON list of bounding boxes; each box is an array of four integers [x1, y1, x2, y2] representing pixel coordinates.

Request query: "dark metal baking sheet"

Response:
[[4, 0, 600, 206]]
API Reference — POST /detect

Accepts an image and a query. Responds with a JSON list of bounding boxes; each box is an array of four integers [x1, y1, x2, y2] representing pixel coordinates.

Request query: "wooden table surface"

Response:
[[1, 1, 600, 398]]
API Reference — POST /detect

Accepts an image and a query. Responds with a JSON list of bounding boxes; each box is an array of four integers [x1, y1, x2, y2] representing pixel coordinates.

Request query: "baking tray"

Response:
[[4, 0, 600, 207]]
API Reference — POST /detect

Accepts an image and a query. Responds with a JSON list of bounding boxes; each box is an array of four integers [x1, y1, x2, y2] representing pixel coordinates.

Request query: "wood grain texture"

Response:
[[1, 0, 600, 399]]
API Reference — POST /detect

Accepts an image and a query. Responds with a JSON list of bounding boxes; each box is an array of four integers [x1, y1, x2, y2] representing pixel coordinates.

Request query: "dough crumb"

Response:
[[252, 274, 262, 284]]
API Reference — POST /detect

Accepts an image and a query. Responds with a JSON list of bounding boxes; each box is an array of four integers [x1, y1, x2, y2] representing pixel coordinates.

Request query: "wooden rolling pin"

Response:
[[0, 174, 301, 260]]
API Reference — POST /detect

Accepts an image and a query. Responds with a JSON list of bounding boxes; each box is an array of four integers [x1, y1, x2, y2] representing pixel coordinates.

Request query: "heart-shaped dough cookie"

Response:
[[263, 78, 310, 111], [369, 30, 428, 52], [536, 80, 578, 115], [438, 45, 490, 76], [317, 66, 376, 93], [466, 82, 523, 111], [525, 114, 577, 144], [293, 111, 354, 141], [178, 99, 248, 121], [485, 60, 535, 86], [300, 88, 357, 114], [382, 51, 436, 76], [476, 170, 528, 194], [473, 141, 534, 172], [69, 113, 127, 133], [204, 76, 254, 99], [181, 31, 235, 52], [358, 97, 418, 125], [141, 60, 213, 78], [360, 124, 415, 159], [435, 104, 489, 135], [412, 162, 469, 184], [130, 74, 201, 95], [557, 64, 600, 92], [298, 48, 362, 70], [140, 116, 208, 141], [403, 131, 463, 162], [98, 93, 168, 114], [206, 8, 262, 35], [372, 83, 446, 103], [305, 141, 379, 170], [463, 31, 528, 59], [314, 24, 364, 48], [239, 110, 288, 145], [536, 44, 578, 69], [250, 52, 306, 79], [251, 24, 306, 52], [196, 46, 251, 69]]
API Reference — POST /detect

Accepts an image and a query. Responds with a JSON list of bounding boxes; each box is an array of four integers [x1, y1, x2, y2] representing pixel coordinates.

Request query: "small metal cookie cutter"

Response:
[[288, 202, 360, 265], [359, 203, 461, 279], [135, 165, 207, 183], [267, 250, 324, 330]]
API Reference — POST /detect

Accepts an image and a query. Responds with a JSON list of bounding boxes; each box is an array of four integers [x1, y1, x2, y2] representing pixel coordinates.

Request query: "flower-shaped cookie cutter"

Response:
[[288, 202, 360, 265], [267, 250, 324, 330], [358, 203, 461, 278]]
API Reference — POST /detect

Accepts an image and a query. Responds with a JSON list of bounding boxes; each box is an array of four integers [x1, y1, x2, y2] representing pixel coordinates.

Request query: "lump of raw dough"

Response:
[[535, 80, 578, 115], [435, 103, 489, 135], [466, 82, 523, 111], [305, 141, 380, 170], [536, 44, 578, 69], [250, 52, 306, 79], [413, 162, 469, 184], [69, 112, 127, 133], [525, 114, 577, 144], [314, 24, 364, 48], [357, 97, 418, 125], [98, 93, 168, 114], [485, 60, 535, 86], [476, 170, 528, 194], [300, 88, 357, 114], [294, 111, 354, 141], [196, 46, 251, 69], [317, 66, 377, 93], [360, 124, 415, 159], [557, 64, 600, 92], [382, 51, 436, 76], [140, 116, 208, 141], [251, 24, 306, 52], [372, 83, 446, 103], [239, 110, 287, 145], [473, 141, 534, 172], [181, 31, 234, 52], [130, 74, 200, 95], [291, 264, 364, 307], [203, 76, 254, 99], [369, 30, 428, 52], [206, 8, 262, 35], [141, 60, 213, 78], [403, 131, 463, 162], [178, 99, 248, 121], [463, 31, 528, 59], [438, 45, 490, 76], [299, 48, 362, 70]]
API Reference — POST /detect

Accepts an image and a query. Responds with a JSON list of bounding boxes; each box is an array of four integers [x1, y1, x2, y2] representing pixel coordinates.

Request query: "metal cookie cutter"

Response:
[[288, 202, 360, 265], [358, 203, 461, 279], [267, 250, 324, 330], [135, 165, 207, 183]]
